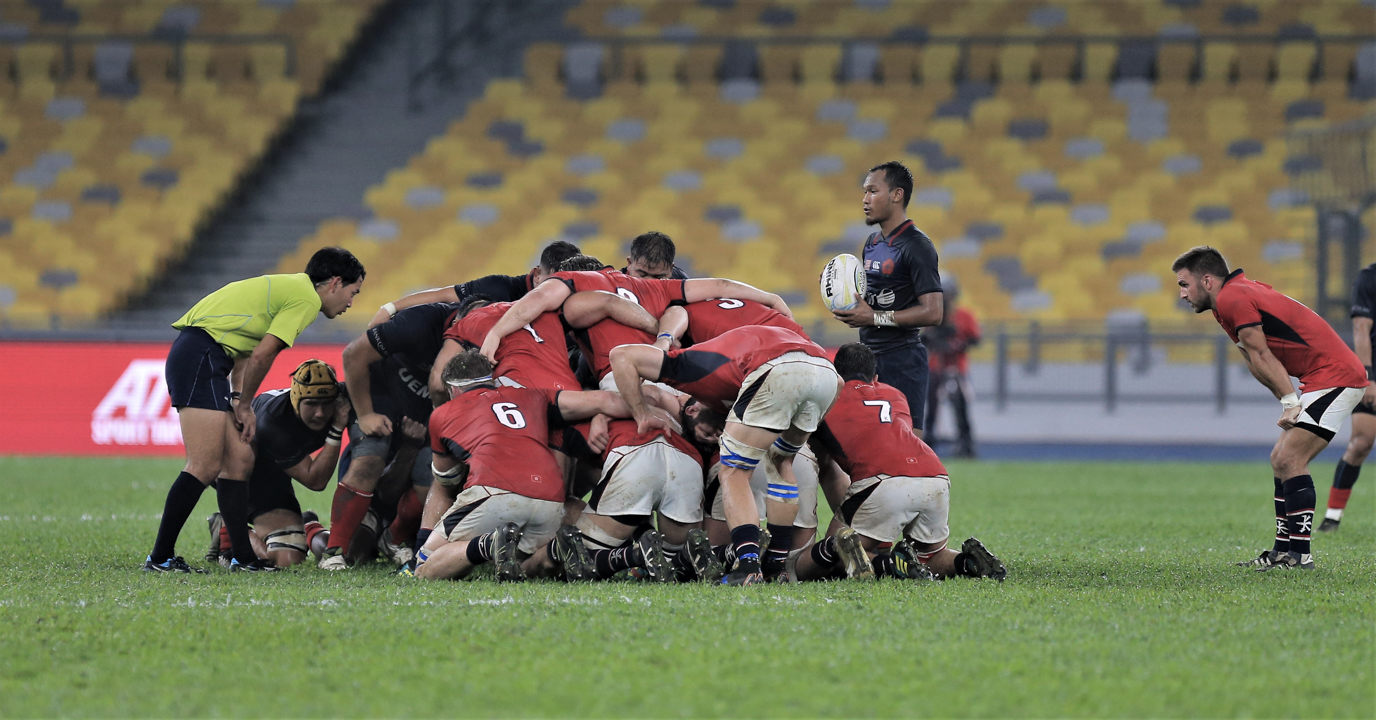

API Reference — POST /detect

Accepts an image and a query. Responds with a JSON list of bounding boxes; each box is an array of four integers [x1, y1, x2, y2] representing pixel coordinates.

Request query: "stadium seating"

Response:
[[0, 0, 383, 328]]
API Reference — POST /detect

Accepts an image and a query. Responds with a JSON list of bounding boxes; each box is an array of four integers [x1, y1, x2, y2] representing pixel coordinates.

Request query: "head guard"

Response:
[[290, 359, 340, 413]]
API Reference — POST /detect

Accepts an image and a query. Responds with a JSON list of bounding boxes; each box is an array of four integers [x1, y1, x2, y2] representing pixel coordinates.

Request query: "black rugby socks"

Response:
[[150, 471, 206, 562], [215, 478, 255, 565]]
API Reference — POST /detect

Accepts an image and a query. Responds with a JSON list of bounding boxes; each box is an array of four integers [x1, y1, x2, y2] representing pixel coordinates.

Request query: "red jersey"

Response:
[[928, 306, 981, 374], [815, 380, 946, 481], [567, 419, 702, 465], [683, 298, 807, 345], [428, 385, 566, 503], [658, 326, 828, 413], [551, 269, 687, 379], [445, 303, 579, 391], [1212, 270, 1365, 392]]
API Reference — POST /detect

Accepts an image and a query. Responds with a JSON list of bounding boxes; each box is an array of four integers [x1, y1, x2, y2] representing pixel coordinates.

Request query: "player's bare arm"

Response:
[[1237, 325, 1303, 429], [608, 344, 669, 432], [282, 396, 352, 491], [479, 280, 573, 361], [683, 278, 791, 318], [561, 289, 656, 334], [428, 338, 464, 405], [231, 333, 288, 444], [342, 334, 390, 437], [368, 287, 458, 329], [834, 291, 943, 329], [654, 305, 688, 351]]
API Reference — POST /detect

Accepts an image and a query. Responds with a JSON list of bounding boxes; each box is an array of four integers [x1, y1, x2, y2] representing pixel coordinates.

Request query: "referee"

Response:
[[833, 161, 944, 437], [144, 247, 365, 573]]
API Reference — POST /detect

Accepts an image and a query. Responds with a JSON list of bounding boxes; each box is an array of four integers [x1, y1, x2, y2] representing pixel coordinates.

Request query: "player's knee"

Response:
[[719, 434, 767, 475], [1347, 435, 1375, 460], [183, 461, 221, 485], [265, 526, 307, 555], [268, 549, 307, 567]]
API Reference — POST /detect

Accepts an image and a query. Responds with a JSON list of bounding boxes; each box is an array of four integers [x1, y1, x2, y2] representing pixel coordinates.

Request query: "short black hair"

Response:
[[869, 160, 914, 209], [305, 247, 365, 286], [833, 342, 877, 383], [540, 241, 582, 273], [1171, 246, 1230, 279], [629, 231, 676, 267], [559, 254, 607, 273], [442, 349, 494, 386], [458, 295, 492, 319]]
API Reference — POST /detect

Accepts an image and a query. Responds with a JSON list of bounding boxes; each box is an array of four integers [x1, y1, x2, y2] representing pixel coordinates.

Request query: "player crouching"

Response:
[[414, 351, 663, 581], [792, 343, 1006, 583]]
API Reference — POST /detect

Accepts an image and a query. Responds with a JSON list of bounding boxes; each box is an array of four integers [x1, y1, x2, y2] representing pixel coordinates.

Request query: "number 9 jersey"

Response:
[[428, 386, 568, 503], [812, 379, 946, 482]]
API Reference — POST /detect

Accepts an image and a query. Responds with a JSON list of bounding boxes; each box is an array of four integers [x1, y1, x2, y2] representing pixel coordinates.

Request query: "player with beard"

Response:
[[1174, 246, 1365, 570]]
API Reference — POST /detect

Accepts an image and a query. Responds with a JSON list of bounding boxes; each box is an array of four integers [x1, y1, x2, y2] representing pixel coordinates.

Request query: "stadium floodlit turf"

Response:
[[0, 457, 1370, 717]]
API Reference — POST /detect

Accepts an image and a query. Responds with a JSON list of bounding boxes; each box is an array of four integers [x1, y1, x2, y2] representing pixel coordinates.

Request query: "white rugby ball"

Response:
[[820, 253, 867, 312]]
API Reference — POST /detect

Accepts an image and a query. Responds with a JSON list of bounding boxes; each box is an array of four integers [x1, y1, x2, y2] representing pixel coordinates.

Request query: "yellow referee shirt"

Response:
[[172, 273, 322, 358]]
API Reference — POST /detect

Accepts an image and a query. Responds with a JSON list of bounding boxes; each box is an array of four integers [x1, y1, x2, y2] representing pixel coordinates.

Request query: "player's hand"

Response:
[[399, 416, 427, 447], [588, 414, 611, 454], [1364, 382, 1376, 407], [653, 336, 674, 352], [767, 294, 794, 319], [637, 406, 682, 436], [833, 298, 874, 328], [478, 334, 500, 364], [235, 403, 256, 444], [358, 412, 393, 437], [333, 394, 353, 426], [1278, 403, 1303, 430]]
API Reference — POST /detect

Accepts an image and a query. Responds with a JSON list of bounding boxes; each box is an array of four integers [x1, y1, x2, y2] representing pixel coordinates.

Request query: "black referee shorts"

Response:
[[874, 343, 930, 427], [165, 327, 233, 412]]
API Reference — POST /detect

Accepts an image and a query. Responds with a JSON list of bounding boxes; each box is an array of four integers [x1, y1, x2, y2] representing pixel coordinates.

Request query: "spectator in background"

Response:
[[924, 274, 980, 459]]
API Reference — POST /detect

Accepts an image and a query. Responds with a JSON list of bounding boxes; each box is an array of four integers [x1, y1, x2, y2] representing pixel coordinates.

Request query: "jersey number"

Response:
[[616, 288, 641, 305], [491, 402, 527, 429], [863, 400, 892, 423], [521, 324, 544, 343], [717, 298, 744, 309]]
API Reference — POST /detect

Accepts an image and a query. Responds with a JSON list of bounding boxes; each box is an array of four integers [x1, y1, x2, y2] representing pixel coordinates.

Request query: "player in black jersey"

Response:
[[1324, 263, 1376, 531]]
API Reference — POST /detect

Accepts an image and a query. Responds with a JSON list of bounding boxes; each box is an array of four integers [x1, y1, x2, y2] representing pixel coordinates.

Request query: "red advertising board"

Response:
[[0, 341, 346, 456]]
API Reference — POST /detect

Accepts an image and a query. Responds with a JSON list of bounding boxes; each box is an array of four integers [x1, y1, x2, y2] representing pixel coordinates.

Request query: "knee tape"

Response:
[[719, 434, 766, 473], [574, 514, 628, 551], [763, 439, 802, 505], [265, 526, 307, 554]]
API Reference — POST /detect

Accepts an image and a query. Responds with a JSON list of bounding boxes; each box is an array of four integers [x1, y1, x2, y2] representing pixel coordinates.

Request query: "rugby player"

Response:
[[792, 343, 1005, 582], [619, 230, 688, 280], [1174, 246, 1366, 570], [414, 351, 675, 581], [833, 161, 943, 436], [145, 247, 364, 573], [608, 325, 841, 585], [321, 301, 458, 570], [1322, 262, 1376, 531]]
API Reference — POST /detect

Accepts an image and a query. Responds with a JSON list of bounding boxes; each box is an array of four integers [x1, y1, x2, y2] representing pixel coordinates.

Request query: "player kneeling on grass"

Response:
[[1175, 246, 1367, 571], [414, 351, 669, 581], [791, 343, 1005, 582]]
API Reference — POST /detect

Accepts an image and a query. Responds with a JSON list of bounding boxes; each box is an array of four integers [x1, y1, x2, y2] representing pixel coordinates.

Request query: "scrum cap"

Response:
[[290, 359, 339, 412]]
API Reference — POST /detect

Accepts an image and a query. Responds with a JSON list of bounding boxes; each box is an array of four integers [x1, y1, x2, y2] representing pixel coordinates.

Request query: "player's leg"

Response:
[[875, 344, 930, 440], [1324, 406, 1376, 530], [217, 418, 268, 571], [148, 407, 226, 570], [652, 446, 707, 581], [511, 498, 566, 579], [718, 422, 780, 585], [321, 427, 388, 568], [790, 448, 821, 554], [952, 372, 976, 458], [251, 509, 310, 568], [416, 488, 526, 581]]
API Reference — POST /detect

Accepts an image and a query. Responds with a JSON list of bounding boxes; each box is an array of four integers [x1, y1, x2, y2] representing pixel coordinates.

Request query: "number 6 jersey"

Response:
[[428, 385, 567, 503], [813, 379, 947, 482]]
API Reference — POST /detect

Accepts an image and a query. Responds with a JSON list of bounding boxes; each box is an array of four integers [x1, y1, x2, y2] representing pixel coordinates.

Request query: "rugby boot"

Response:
[[721, 556, 764, 586], [635, 530, 674, 583], [1317, 517, 1340, 533], [684, 528, 725, 583], [377, 528, 414, 567], [229, 557, 281, 573], [318, 548, 348, 571], [890, 541, 937, 581], [491, 523, 526, 582], [1256, 550, 1315, 571], [143, 555, 204, 574], [205, 512, 225, 564], [834, 528, 875, 580], [553, 525, 596, 582], [1235, 550, 1280, 569], [959, 537, 1007, 581]]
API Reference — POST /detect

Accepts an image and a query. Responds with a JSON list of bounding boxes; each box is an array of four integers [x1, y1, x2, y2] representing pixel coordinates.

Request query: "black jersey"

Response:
[[1352, 263, 1376, 355], [453, 272, 535, 304], [859, 219, 942, 353], [365, 302, 460, 423], [252, 389, 328, 475]]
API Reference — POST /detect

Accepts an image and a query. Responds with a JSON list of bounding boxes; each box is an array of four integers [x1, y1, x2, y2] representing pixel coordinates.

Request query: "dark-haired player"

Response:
[[414, 351, 667, 581], [1174, 246, 1366, 570], [367, 240, 582, 327], [609, 325, 841, 585], [145, 246, 364, 573], [833, 160, 943, 436], [793, 343, 1005, 582], [622, 230, 688, 280], [1323, 262, 1376, 531]]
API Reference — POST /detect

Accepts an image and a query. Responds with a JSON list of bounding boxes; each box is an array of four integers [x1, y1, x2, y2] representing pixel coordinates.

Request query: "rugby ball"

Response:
[[820, 254, 867, 312]]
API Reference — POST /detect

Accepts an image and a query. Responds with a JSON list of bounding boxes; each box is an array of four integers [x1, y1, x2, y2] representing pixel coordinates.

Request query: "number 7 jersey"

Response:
[[813, 379, 946, 481], [428, 386, 567, 503]]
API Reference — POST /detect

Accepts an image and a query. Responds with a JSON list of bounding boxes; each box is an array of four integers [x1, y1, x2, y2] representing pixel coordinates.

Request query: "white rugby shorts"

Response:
[[589, 436, 704, 523], [843, 474, 951, 545], [706, 444, 820, 528], [438, 485, 563, 554], [1296, 386, 1365, 442], [728, 352, 840, 433]]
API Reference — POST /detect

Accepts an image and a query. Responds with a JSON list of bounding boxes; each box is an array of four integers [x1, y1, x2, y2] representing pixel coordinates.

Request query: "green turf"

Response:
[[0, 457, 1371, 718]]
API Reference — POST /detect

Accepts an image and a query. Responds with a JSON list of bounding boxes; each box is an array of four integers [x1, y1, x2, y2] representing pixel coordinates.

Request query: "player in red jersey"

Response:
[[791, 343, 1005, 582], [476, 255, 791, 389], [609, 325, 842, 585], [1175, 246, 1366, 571], [413, 350, 674, 582], [678, 297, 806, 344]]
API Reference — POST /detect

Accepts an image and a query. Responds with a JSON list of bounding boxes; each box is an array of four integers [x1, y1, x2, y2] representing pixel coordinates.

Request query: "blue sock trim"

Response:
[[766, 483, 799, 499], [720, 450, 760, 471]]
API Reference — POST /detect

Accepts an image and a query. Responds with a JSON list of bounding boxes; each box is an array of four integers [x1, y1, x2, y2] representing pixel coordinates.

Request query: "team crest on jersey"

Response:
[[881, 259, 895, 275]]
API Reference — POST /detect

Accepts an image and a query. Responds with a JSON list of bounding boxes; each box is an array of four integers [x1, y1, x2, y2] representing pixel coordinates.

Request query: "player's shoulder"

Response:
[[1358, 264, 1376, 286]]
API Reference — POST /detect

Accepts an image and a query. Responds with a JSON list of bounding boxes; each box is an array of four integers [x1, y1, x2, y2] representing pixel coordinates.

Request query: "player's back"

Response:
[[429, 386, 565, 502], [604, 419, 702, 464], [553, 269, 687, 378], [817, 380, 946, 481], [448, 303, 577, 390], [684, 298, 806, 344], [661, 325, 827, 409]]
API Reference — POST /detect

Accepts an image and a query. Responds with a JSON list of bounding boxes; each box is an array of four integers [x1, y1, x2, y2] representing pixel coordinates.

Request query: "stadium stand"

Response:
[[0, 0, 385, 328]]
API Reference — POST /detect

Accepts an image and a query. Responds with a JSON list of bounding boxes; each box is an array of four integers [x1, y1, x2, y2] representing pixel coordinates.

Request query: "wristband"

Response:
[[1279, 393, 1300, 409], [657, 332, 674, 341], [325, 436, 342, 447], [873, 311, 898, 328], [382, 302, 397, 318], [230, 391, 242, 400], [1367, 366, 1373, 381]]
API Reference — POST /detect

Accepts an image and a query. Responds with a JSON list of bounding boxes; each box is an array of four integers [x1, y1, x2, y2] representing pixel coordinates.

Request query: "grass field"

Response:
[[0, 456, 1371, 717]]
